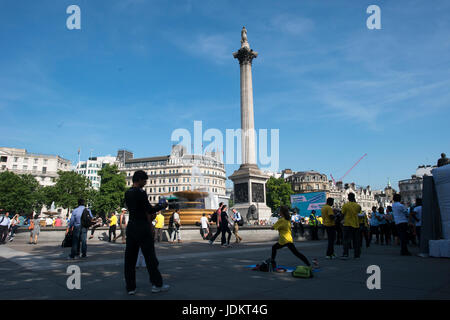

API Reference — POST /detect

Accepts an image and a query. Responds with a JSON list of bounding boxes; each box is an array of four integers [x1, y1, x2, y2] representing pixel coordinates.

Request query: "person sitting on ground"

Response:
[[271, 205, 314, 270]]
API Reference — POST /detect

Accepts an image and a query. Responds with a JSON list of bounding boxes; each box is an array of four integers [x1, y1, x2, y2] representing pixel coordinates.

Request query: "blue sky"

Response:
[[1, 0, 449, 190]]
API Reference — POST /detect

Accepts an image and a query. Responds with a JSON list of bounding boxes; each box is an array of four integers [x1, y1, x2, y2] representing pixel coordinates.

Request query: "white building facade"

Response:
[[0, 147, 71, 186], [75, 156, 119, 190], [118, 146, 227, 204]]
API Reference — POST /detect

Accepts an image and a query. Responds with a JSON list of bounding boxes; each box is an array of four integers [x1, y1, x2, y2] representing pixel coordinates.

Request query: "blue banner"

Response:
[[290, 192, 326, 217]]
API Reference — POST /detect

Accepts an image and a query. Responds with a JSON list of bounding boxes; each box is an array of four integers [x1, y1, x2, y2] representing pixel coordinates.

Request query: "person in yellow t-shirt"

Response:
[[322, 198, 336, 259], [341, 193, 362, 259], [271, 205, 312, 269], [154, 212, 164, 242], [108, 212, 118, 242]]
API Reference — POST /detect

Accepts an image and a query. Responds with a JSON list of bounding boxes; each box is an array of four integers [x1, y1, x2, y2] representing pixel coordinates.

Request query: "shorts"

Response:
[[202, 228, 209, 234]]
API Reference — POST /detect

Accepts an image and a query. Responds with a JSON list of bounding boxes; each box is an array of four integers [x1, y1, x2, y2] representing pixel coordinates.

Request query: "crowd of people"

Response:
[[321, 192, 421, 259]]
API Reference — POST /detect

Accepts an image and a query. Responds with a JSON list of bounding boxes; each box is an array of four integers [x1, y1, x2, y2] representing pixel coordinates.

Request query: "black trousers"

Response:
[[210, 224, 222, 243], [359, 226, 370, 248], [379, 224, 389, 244], [397, 223, 410, 255], [0, 226, 8, 243], [271, 242, 310, 266], [343, 226, 360, 258], [221, 225, 232, 245], [335, 225, 343, 245], [369, 226, 379, 245], [310, 226, 319, 240], [109, 225, 116, 241], [325, 226, 336, 256], [124, 221, 163, 291], [416, 226, 421, 246]]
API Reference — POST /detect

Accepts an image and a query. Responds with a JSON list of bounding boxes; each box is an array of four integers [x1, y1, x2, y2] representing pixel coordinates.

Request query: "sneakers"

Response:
[[208, 240, 213, 245], [340, 255, 349, 260], [128, 290, 136, 295], [152, 284, 170, 293]]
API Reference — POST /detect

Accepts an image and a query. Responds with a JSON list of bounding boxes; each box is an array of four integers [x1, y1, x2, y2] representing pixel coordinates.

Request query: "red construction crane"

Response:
[[330, 153, 368, 184]]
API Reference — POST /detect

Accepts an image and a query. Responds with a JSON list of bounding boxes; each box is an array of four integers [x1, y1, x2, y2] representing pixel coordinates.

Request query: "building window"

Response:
[[14, 157, 18, 162], [42, 167, 47, 174], [23, 165, 28, 170], [34, 159, 38, 164], [0, 156, 7, 162], [13, 165, 17, 169]]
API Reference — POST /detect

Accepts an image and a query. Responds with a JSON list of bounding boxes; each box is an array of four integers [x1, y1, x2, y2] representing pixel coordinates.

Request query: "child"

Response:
[[271, 206, 315, 269]]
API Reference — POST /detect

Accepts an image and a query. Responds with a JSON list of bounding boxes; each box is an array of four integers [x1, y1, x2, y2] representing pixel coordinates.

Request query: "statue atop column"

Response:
[[240, 26, 250, 49], [437, 153, 450, 167]]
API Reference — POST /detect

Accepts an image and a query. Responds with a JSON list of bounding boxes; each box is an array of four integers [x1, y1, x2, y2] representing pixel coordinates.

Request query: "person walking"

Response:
[[169, 209, 182, 243], [124, 170, 169, 295], [114, 209, 128, 244], [208, 203, 224, 245], [411, 198, 422, 246], [219, 205, 232, 247], [369, 206, 380, 246], [341, 193, 361, 260], [0, 212, 11, 244], [108, 212, 118, 242], [231, 208, 243, 243], [322, 198, 336, 259], [153, 211, 164, 242], [68, 199, 93, 259], [309, 210, 319, 240], [392, 194, 412, 256], [8, 214, 20, 241], [200, 213, 210, 240], [270, 205, 313, 270], [29, 214, 41, 245]]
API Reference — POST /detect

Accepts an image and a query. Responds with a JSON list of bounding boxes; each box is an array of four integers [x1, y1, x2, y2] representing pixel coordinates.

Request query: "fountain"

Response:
[[44, 201, 59, 217], [162, 190, 216, 225], [161, 165, 218, 225]]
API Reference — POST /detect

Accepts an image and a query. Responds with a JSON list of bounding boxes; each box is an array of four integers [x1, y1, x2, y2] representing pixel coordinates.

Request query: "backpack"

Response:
[[292, 265, 313, 278], [237, 219, 244, 227], [81, 208, 92, 228], [210, 211, 218, 223], [253, 258, 276, 272]]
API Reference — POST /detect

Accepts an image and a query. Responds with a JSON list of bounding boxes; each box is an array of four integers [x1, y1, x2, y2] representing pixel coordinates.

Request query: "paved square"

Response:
[[1, 233, 449, 300]]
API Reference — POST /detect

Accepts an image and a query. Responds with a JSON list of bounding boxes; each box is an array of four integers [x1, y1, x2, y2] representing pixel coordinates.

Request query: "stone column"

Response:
[[233, 38, 258, 167]]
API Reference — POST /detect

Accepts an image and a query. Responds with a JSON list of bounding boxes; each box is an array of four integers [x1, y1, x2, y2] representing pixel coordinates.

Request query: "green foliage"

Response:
[[91, 164, 126, 216], [0, 171, 42, 214], [53, 170, 92, 211], [266, 177, 293, 212]]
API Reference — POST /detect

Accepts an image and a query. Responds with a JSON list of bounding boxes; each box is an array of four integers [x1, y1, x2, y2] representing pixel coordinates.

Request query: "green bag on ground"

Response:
[[292, 266, 313, 278]]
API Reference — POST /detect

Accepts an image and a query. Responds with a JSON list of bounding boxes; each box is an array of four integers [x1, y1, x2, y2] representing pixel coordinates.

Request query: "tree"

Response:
[[266, 177, 293, 212], [0, 171, 42, 215], [53, 170, 92, 212], [91, 164, 126, 217]]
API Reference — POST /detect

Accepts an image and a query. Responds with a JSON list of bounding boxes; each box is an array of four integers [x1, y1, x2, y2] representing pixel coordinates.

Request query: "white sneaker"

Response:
[[152, 284, 170, 293], [128, 290, 136, 295], [208, 240, 213, 245]]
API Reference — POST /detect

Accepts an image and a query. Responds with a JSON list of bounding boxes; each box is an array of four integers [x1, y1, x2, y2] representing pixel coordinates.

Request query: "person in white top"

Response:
[[410, 198, 422, 246], [392, 194, 411, 256], [200, 213, 210, 240], [0, 212, 11, 244]]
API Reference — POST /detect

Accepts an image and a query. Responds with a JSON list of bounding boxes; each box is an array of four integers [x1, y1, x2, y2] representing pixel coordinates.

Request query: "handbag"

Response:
[[28, 220, 35, 230]]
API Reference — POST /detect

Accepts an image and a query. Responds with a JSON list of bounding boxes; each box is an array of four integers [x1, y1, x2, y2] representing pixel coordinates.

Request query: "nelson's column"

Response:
[[229, 27, 272, 222]]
